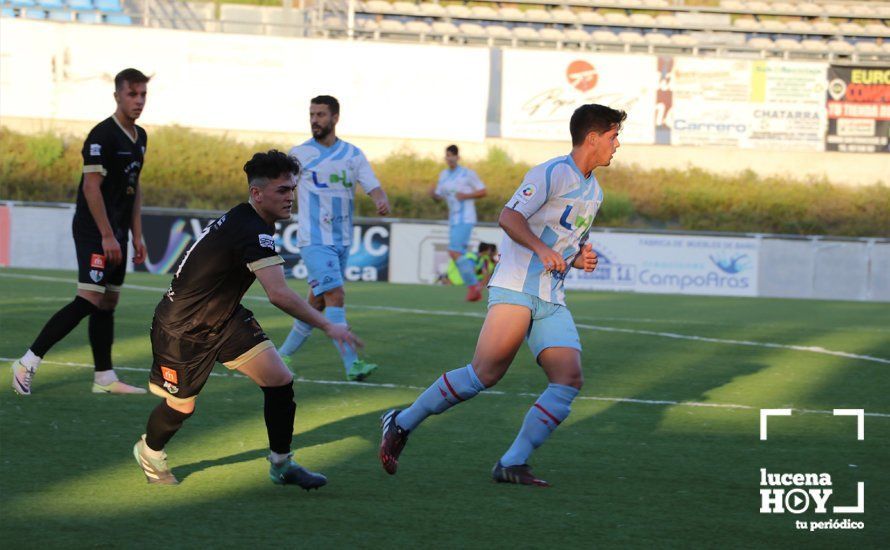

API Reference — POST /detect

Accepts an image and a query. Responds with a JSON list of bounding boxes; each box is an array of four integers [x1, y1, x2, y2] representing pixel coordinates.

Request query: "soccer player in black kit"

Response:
[[11, 68, 150, 396], [133, 150, 361, 489]]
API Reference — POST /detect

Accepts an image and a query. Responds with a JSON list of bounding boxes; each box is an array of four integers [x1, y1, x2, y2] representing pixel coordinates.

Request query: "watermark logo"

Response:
[[759, 409, 865, 531]]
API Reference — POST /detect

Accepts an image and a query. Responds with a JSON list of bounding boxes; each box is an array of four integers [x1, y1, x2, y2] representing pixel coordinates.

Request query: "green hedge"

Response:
[[1, 126, 888, 236]]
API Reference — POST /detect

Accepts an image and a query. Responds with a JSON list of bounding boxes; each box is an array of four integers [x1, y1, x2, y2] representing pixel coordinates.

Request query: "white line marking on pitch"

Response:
[[2, 357, 888, 419], [2, 272, 889, 365]]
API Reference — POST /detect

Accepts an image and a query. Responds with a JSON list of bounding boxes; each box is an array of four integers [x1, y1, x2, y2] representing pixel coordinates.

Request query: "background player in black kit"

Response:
[[133, 150, 361, 489], [11, 68, 150, 396]]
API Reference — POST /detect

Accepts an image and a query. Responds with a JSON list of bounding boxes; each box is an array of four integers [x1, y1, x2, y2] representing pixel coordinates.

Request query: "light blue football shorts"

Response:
[[300, 244, 349, 296], [487, 286, 581, 359], [448, 222, 474, 254]]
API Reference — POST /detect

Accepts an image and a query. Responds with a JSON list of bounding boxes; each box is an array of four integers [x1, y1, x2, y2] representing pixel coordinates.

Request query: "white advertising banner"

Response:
[[0, 19, 490, 141], [500, 50, 658, 144], [565, 232, 759, 297], [663, 57, 827, 151]]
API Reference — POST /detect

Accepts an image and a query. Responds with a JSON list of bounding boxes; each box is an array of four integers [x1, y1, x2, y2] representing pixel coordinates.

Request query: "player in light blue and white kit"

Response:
[[278, 95, 390, 381], [430, 144, 487, 301], [380, 104, 626, 486]]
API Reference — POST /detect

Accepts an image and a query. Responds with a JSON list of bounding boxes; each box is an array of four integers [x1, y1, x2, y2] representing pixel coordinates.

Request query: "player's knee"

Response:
[[167, 398, 195, 415], [556, 368, 583, 389], [448, 250, 461, 261], [472, 363, 506, 388], [323, 287, 345, 307]]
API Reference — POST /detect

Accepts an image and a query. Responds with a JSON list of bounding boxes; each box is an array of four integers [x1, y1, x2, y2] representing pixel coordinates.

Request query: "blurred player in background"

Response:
[[429, 145, 487, 301], [438, 242, 499, 288], [10, 68, 150, 396], [277, 95, 390, 381], [380, 104, 625, 486], [133, 150, 361, 488]]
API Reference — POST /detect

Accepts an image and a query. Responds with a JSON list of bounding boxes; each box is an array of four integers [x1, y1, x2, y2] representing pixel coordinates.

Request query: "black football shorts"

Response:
[[74, 231, 128, 293], [149, 306, 273, 403]]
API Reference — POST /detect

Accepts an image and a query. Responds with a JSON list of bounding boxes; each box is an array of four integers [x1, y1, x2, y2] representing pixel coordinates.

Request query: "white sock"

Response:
[[94, 370, 119, 385], [270, 451, 291, 465], [142, 436, 165, 458], [21, 350, 41, 370]]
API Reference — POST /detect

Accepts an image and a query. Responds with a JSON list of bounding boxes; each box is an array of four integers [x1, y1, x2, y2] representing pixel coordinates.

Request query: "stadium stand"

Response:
[[2, 0, 888, 61]]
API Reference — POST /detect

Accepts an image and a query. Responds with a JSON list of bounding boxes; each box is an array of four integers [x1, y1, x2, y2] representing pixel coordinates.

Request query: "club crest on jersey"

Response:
[[90, 254, 106, 269], [258, 234, 275, 250], [163, 381, 179, 394], [89, 143, 101, 156], [89, 270, 103, 283]]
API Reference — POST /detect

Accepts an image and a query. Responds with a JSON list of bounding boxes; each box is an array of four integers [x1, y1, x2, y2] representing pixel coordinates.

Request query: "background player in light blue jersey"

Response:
[[430, 144, 487, 301], [380, 104, 626, 486], [278, 95, 390, 381]]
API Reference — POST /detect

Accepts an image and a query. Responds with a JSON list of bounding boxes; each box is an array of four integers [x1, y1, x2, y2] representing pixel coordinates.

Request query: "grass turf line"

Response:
[[0, 268, 888, 548]]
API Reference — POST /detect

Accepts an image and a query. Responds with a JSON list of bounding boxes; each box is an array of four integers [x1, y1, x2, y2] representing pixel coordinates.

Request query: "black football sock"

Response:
[[262, 381, 296, 455], [30, 296, 98, 357], [145, 401, 193, 451], [89, 309, 115, 372]]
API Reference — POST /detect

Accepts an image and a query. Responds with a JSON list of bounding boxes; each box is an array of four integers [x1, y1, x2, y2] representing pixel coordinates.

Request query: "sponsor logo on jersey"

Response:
[[163, 380, 179, 394], [258, 234, 275, 249], [515, 184, 536, 203], [90, 254, 106, 269], [160, 366, 179, 385], [89, 143, 101, 156], [89, 270, 103, 283]]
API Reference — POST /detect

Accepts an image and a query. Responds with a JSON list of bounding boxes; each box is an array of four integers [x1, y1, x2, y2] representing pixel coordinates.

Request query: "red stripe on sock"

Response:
[[441, 372, 463, 402], [534, 403, 560, 425]]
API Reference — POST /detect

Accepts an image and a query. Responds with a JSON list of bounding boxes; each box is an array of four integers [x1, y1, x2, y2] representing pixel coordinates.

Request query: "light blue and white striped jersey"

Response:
[[489, 154, 604, 306], [435, 166, 486, 225], [289, 138, 381, 247]]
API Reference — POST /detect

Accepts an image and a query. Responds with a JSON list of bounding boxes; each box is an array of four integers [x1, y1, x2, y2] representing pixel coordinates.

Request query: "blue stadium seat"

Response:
[[11, 0, 36, 7], [47, 8, 72, 20], [1, 7, 15, 16], [66, 0, 92, 9], [37, 0, 63, 7], [75, 9, 100, 22], [104, 12, 130, 24], [24, 7, 46, 18], [93, 0, 120, 12]]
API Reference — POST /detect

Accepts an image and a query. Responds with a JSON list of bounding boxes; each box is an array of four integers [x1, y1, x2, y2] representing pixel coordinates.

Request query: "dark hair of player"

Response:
[[569, 104, 627, 146], [243, 150, 301, 187], [446, 144, 459, 156], [311, 95, 340, 116], [114, 68, 150, 91], [478, 242, 497, 254]]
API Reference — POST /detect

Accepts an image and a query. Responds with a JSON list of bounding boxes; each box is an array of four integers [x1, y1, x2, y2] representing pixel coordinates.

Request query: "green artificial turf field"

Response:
[[1, 268, 887, 548]]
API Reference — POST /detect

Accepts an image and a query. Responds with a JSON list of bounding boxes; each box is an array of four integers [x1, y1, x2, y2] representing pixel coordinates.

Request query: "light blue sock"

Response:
[[455, 256, 478, 286], [279, 319, 312, 356], [500, 383, 579, 467], [396, 364, 486, 431], [325, 307, 358, 372]]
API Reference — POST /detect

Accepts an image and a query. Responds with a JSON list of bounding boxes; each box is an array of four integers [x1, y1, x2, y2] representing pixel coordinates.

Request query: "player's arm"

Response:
[[82, 173, 123, 266], [368, 187, 390, 216], [254, 264, 363, 350], [355, 151, 390, 216], [456, 170, 487, 200], [429, 182, 442, 200], [131, 185, 146, 264], [498, 208, 565, 273], [456, 188, 486, 200]]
